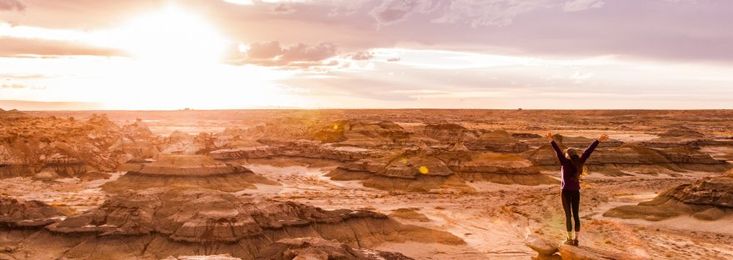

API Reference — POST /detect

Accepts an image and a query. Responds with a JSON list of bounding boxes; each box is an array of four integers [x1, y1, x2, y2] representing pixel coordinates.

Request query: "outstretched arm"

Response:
[[581, 134, 607, 161], [551, 140, 566, 163], [546, 132, 567, 163]]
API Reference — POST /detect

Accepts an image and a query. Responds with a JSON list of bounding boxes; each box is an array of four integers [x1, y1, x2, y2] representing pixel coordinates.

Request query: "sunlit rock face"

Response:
[[605, 176, 733, 221], [258, 237, 415, 260], [0, 114, 161, 179], [527, 134, 730, 176], [104, 154, 277, 192], [329, 146, 557, 192], [312, 120, 412, 147], [0, 187, 461, 259], [210, 140, 373, 163]]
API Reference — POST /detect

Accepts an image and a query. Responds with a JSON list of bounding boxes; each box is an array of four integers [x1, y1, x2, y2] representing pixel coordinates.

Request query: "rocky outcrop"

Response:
[[329, 148, 556, 192], [0, 114, 161, 179], [103, 154, 277, 192], [257, 237, 414, 260], [528, 142, 729, 175], [422, 123, 476, 143], [466, 130, 530, 153], [0, 196, 65, 227], [526, 235, 642, 260], [658, 126, 705, 138], [0, 188, 461, 259], [443, 151, 557, 185], [311, 120, 412, 147], [604, 176, 733, 221], [210, 140, 372, 162], [557, 245, 643, 260]]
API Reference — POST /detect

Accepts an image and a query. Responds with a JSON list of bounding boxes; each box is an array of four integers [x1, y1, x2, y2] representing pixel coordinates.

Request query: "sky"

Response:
[[1, 0, 732, 110]]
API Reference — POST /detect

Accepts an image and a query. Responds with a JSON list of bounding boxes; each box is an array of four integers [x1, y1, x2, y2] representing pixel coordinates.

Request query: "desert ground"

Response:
[[1, 109, 732, 259]]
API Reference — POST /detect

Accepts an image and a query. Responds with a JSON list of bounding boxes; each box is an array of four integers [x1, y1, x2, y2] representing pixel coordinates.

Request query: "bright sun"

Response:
[[112, 6, 229, 63]]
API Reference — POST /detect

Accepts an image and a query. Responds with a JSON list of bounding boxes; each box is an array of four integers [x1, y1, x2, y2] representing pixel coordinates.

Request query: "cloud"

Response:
[[347, 51, 374, 60], [236, 41, 340, 68], [0, 38, 124, 57], [0, 73, 44, 80], [281, 42, 337, 62], [563, 0, 604, 12], [369, 0, 439, 25], [0, 0, 24, 11], [430, 0, 552, 27], [1, 83, 26, 89]]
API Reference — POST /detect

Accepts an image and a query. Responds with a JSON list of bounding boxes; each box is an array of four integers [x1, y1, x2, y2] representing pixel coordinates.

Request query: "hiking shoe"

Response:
[[563, 239, 574, 245], [572, 239, 579, 246]]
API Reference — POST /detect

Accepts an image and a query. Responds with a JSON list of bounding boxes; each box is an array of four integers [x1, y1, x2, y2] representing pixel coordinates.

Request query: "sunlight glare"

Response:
[[112, 6, 229, 63]]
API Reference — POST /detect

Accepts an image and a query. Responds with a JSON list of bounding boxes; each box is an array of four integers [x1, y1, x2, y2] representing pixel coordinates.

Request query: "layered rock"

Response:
[[0, 188, 462, 259], [257, 237, 414, 260], [465, 130, 530, 153], [422, 123, 476, 143], [604, 176, 733, 221], [0, 114, 161, 179], [0, 196, 65, 227], [103, 154, 276, 192], [526, 235, 642, 260], [528, 142, 729, 175], [329, 148, 556, 192], [311, 120, 412, 147], [328, 150, 468, 192], [557, 244, 643, 260], [445, 152, 557, 185], [658, 125, 705, 138], [211, 140, 372, 162]]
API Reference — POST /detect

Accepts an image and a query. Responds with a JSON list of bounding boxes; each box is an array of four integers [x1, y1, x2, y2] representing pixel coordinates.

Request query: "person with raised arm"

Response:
[[546, 132, 609, 246]]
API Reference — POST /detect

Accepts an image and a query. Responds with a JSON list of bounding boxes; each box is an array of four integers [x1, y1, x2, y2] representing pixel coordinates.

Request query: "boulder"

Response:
[[525, 235, 558, 256]]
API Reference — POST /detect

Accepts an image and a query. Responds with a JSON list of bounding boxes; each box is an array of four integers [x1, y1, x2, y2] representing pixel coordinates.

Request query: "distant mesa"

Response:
[[103, 154, 277, 192]]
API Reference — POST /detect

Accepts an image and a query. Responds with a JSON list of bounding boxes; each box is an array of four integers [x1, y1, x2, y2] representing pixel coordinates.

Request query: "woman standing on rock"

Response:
[[546, 132, 608, 246]]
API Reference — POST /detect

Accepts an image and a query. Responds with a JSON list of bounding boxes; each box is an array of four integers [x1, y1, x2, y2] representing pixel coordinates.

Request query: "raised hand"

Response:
[[546, 132, 554, 140], [599, 134, 609, 142]]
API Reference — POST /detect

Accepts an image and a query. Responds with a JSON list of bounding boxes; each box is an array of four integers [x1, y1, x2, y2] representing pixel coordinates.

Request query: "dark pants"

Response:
[[562, 190, 581, 232]]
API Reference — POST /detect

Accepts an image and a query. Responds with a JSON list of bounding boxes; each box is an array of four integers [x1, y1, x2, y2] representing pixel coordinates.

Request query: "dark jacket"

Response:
[[551, 140, 599, 191]]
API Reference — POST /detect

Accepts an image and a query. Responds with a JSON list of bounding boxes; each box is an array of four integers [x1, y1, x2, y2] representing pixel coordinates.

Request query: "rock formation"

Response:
[[466, 130, 530, 153], [526, 235, 642, 260], [257, 237, 414, 260], [1, 188, 462, 259], [329, 148, 556, 192], [0, 196, 65, 227], [311, 120, 413, 147], [604, 176, 733, 221], [103, 154, 277, 192], [0, 114, 161, 179], [528, 141, 729, 175]]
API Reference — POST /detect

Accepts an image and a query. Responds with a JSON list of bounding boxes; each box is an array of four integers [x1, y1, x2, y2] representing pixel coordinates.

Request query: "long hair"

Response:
[[564, 148, 587, 177]]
